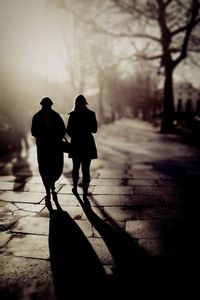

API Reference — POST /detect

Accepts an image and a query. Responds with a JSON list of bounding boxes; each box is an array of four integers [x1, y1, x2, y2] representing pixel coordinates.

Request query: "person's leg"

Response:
[[45, 185, 51, 198], [42, 176, 50, 198], [81, 159, 91, 198], [50, 182, 55, 193], [72, 158, 80, 193], [44, 182, 52, 210]]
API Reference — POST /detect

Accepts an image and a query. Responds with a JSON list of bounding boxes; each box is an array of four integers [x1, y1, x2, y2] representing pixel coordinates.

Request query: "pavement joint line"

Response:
[[0, 254, 50, 261], [7, 232, 49, 237]]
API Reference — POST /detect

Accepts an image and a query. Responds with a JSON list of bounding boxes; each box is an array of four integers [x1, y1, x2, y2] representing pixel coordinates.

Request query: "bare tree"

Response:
[[91, 35, 129, 122], [100, 0, 200, 132], [88, 0, 200, 133], [53, 0, 127, 121], [53, 0, 97, 96], [129, 62, 162, 121], [52, 0, 200, 132]]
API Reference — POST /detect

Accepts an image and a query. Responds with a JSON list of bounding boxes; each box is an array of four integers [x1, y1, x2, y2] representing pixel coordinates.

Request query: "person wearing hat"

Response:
[[31, 97, 65, 208], [66, 94, 98, 203]]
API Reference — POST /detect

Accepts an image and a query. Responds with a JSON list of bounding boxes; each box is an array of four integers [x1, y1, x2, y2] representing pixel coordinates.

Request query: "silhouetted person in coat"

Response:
[[66, 95, 98, 202], [31, 97, 65, 207]]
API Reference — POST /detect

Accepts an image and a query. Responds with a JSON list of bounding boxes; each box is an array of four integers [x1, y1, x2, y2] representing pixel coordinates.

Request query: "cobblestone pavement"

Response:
[[0, 119, 200, 299]]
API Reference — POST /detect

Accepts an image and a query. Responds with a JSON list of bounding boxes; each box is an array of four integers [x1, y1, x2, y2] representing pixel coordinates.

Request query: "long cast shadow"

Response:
[[149, 159, 200, 295], [12, 155, 32, 191], [48, 198, 107, 300], [74, 192, 188, 299]]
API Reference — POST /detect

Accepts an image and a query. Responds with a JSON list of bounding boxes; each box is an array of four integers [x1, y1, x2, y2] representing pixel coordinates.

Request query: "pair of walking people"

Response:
[[31, 94, 98, 208]]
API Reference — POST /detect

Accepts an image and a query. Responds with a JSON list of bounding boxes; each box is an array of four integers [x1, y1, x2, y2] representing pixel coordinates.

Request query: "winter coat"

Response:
[[31, 108, 65, 185], [66, 107, 98, 159]]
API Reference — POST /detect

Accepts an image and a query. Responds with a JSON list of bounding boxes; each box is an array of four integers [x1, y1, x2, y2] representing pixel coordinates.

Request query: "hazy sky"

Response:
[[0, 0, 199, 89], [0, 0, 67, 82]]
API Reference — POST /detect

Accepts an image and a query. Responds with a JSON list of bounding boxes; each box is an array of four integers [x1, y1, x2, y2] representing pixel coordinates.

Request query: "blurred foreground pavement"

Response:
[[0, 118, 200, 299]]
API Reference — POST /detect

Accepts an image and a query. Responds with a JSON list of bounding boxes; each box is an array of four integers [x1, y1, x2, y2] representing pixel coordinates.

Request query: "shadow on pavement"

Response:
[[146, 159, 199, 298], [48, 201, 107, 300], [72, 193, 186, 299], [12, 155, 32, 191]]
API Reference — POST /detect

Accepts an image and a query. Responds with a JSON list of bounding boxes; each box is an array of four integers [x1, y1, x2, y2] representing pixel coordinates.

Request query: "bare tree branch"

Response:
[[171, 17, 200, 36], [135, 53, 163, 60], [173, 0, 200, 66]]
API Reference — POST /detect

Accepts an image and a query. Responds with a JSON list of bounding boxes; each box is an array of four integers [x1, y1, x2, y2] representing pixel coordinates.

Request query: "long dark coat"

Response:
[[31, 108, 65, 187], [66, 107, 98, 159]]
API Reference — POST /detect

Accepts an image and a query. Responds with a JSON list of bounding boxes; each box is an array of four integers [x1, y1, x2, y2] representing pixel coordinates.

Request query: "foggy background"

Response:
[[0, 0, 200, 156]]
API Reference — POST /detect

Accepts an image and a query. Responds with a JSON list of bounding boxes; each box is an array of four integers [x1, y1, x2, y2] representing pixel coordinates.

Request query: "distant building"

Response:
[[174, 82, 200, 115]]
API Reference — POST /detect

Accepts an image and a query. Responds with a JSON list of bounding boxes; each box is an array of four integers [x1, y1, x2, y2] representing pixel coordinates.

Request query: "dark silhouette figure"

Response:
[[66, 94, 97, 202], [13, 110, 30, 158], [31, 97, 65, 206]]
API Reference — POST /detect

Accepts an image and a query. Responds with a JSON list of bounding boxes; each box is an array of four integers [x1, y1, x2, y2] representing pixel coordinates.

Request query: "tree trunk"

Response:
[[161, 67, 175, 133]]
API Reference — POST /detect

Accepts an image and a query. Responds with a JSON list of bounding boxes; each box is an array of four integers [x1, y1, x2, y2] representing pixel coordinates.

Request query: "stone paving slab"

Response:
[[155, 179, 182, 187], [9, 216, 49, 235], [103, 207, 139, 221], [0, 255, 55, 299], [80, 206, 126, 232], [0, 232, 13, 248], [89, 195, 130, 206], [128, 179, 158, 186], [59, 184, 95, 194], [0, 191, 46, 203], [40, 194, 79, 206], [37, 208, 51, 218], [25, 176, 43, 184], [125, 219, 185, 239], [0, 234, 49, 259], [81, 207, 106, 221], [89, 194, 165, 207], [134, 186, 169, 195], [138, 238, 169, 256], [0, 201, 17, 212], [98, 219, 126, 233], [93, 186, 133, 195], [138, 206, 186, 219], [52, 206, 83, 220], [17, 183, 46, 193], [74, 220, 93, 237], [125, 194, 165, 206], [126, 220, 167, 239], [14, 203, 45, 213], [129, 164, 154, 171], [12, 210, 40, 217], [88, 237, 114, 266], [16, 183, 64, 194], [0, 175, 18, 182], [0, 182, 23, 191], [58, 172, 100, 184], [131, 170, 161, 179], [57, 177, 73, 184], [0, 213, 21, 230], [90, 179, 123, 186], [98, 170, 131, 178]]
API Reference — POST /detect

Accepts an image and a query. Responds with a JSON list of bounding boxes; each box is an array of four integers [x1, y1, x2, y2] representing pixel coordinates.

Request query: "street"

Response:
[[0, 118, 200, 299]]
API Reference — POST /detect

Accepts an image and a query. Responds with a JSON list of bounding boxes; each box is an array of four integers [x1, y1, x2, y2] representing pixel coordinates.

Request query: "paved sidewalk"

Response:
[[0, 119, 200, 299]]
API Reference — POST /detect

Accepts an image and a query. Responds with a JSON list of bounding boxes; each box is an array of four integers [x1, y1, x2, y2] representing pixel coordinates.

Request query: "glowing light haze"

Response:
[[0, 0, 67, 82], [0, 0, 199, 117]]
